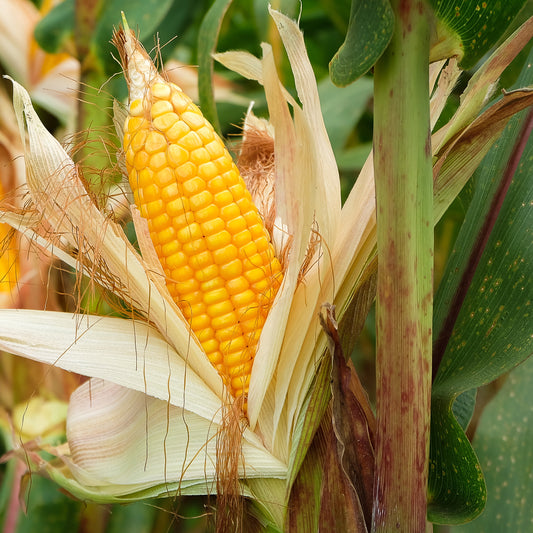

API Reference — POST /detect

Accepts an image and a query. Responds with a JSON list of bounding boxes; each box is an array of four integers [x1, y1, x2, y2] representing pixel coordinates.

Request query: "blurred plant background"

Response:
[[0, 0, 531, 531]]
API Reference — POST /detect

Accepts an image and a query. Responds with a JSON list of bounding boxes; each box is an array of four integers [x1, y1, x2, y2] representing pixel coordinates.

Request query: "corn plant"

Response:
[[0, 1, 532, 532]]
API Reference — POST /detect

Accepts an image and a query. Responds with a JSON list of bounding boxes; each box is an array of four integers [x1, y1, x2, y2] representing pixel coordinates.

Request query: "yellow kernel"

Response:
[[207, 300, 234, 318], [251, 278, 270, 294], [149, 152, 168, 171], [151, 99, 173, 118], [215, 325, 242, 342], [233, 229, 252, 248], [255, 236, 269, 252], [195, 264, 218, 282], [144, 130, 167, 155], [219, 203, 240, 220], [152, 167, 173, 188], [214, 154, 232, 171], [249, 223, 266, 239], [204, 287, 230, 306], [196, 327, 215, 342], [219, 259, 243, 280], [203, 340, 220, 357], [241, 241, 258, 259], [160, 237, 179, 255], [243, 253, 263, 270], [244, 210, 262, 227], [183, 238, 207, 256], [173, 211, 195, 229], [167, 197, 189, 217], [223, 171, 239, 188], [133, 150, 150, 171], [129, 99, 144, 117], [190, 147, 210, 165], [195, 204, 219, 223], [200, 218, 225, 237], [206, 230, 231, 251], [227, 216, 247, 234], [205, 139, 225, 159], [231, 289, 256, 309], [212, 311, 237, 330], [167, 144, 189, 167], [146, 199, 165, 217], [208, 176, 227, 194], [190, 251, 214, 271], [153, 112, 179, 132], [177, 223, 202, 243], [220, 336, 248, 356], [129, 128, 148, 152], [161, 182, 179, 202], [201, 277, 225, 293], [213, 244, 237, 265], [175, 278, 200, 294], [151, 82, 172, 100], [198, 162, 219, 181], [230, 372, 251, 391], [166, 251, 187, 270], [127, 116, 147, 133], [175, 161, 197, 180], [190, 190, 213, 211], [197, 126, 215, 143], [245, 267, 266, 285], [171, 91, 189, 113], [125, 148, 135, 167], [182, 177, 205, 196], [181, 111, 205, 130], [181, 301, 205, 319], [151, 212, 170, 231], [241, 316, 265, 334], [179, 131, 202, 151], [133, 188, 143, 204], [215, 191, 235, 208], [133, 168, 152, 188], [226, 276, 249, 295], [166, 120, 190, 142], [171, 265, 194, 282], [141, 183, 159, 203]]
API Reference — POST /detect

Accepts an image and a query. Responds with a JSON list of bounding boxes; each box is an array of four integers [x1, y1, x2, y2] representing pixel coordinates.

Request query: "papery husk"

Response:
[[4, 78, 224, 401]]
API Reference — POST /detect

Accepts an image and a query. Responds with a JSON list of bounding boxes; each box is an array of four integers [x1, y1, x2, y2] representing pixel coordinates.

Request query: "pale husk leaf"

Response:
[[65, 379, 287, 494], [0, 309, 222, 422], [7, 79, 224, 399]]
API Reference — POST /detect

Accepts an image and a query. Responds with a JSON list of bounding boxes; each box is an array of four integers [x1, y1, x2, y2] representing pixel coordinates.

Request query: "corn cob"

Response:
[[113, 24, 282, 405]]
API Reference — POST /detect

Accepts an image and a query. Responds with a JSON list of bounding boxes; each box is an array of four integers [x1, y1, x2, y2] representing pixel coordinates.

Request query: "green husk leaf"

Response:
[[329, 0, 394, 86]]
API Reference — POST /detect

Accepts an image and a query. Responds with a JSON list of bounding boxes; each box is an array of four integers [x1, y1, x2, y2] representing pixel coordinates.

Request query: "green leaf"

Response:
[[198, 0, 234, 135], [34, 0, 177, 75], [92, 0, 176, 75], [33, 0, 75, 54], [12, 476, 82, 533], [452, 356, 533, 532], [106, 500, 158, 532], [329, 0, 394, 86], [452, 388, 476, 431], [429, 0, 529, 69], [429, 396, 487, 524], [428, 45, 533, 524], [318, 74, 373, 154]]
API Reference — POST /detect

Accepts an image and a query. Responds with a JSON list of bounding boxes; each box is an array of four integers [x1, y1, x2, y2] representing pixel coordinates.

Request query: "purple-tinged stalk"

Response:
[[372, 1, 433, 531]]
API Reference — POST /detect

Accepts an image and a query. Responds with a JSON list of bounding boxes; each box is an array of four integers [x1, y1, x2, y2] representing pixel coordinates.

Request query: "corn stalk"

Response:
[[372, 1, 433, 530]]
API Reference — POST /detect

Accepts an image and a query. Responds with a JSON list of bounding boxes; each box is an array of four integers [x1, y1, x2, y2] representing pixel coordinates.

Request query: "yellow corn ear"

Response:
[[114, 26, 282, 404]]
